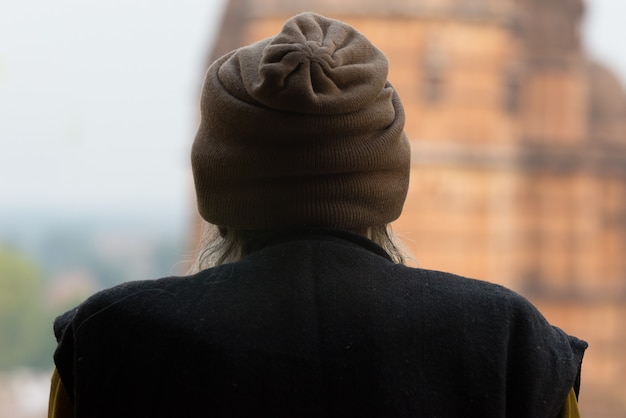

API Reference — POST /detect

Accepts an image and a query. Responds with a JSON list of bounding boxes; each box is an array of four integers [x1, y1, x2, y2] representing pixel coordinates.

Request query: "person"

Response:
[[48, 12, 586, 418]]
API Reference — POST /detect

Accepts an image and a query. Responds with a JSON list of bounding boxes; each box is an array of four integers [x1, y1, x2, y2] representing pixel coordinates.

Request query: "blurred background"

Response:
[[1, 0, 625, 416]]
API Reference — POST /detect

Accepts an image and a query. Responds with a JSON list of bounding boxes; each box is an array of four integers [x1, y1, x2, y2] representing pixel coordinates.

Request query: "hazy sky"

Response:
[[1, 0, 625, 221], [0, 0, 225, 220]]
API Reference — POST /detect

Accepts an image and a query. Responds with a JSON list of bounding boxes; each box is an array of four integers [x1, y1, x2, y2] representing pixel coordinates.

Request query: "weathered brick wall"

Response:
[[202, 2, 626, 414]]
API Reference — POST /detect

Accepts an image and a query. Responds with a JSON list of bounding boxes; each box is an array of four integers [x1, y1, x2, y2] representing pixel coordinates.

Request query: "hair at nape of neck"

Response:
[[187, 223, 412, 273]]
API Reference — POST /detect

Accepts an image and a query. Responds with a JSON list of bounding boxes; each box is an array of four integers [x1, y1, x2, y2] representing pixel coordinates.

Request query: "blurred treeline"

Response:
[[0, 248, 55, 370], [0, 214, 186, 371]]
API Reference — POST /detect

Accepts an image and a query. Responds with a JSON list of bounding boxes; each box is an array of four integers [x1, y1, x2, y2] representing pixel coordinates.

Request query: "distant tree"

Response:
[[0, 247, 55, 370]]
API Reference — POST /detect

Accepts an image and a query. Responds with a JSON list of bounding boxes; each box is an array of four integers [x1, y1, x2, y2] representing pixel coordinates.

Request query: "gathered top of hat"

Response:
[[235, 12, 389, 114], [192, 12, 410, 230]]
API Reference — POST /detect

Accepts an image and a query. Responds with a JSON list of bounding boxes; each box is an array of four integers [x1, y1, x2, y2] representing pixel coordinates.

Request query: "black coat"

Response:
[[53, 229, 586, 417]]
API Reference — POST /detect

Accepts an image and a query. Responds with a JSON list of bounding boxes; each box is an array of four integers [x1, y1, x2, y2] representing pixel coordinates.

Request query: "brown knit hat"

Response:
[[191, 12, 410, 230]]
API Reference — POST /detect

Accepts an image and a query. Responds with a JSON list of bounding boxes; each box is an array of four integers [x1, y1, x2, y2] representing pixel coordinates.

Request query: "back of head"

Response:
[[191, 12, 410, 231]]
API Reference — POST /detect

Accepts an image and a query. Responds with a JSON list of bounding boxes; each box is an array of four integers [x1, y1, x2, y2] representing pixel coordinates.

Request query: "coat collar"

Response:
[[245, 227, 393, 262]]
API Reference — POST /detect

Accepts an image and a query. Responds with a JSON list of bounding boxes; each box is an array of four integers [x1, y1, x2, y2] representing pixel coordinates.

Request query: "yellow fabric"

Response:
[[560, 387, 582, 418], [48, 368, 74, 418]]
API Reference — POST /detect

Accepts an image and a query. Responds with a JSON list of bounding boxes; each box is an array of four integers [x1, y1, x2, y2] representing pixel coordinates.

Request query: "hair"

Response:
[[187, 223, 411, 274]]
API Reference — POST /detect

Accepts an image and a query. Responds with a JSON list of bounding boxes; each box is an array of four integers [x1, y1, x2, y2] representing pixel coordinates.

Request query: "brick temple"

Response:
[[199, 0, 626, 414]]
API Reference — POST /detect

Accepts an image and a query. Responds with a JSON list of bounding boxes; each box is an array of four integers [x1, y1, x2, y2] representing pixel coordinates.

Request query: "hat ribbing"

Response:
[[191, 12, 410, 230]]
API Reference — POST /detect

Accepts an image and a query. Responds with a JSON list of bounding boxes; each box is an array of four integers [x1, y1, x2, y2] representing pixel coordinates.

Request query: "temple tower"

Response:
[[199, 1, 626, 413]]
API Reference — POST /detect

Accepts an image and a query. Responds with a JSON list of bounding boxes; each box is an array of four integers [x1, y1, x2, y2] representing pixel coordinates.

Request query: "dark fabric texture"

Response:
[[191, 13, 410, 230], [53, 229, 586, 418]]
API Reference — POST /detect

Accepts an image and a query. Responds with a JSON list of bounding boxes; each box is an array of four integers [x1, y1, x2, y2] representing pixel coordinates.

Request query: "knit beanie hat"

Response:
[[192, 12, 410, 230]]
